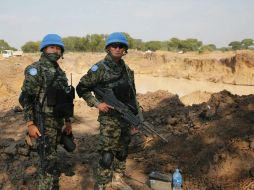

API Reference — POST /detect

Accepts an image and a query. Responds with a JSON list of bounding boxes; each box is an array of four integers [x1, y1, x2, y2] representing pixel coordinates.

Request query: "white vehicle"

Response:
[[13, 50, 23, 56], [2, 50, 13, 58], [2, 50, 23, 58]]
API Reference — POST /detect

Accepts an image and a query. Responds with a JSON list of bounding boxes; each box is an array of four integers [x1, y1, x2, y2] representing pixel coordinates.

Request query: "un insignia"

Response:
[[28, 68, 38, 76], [91, 65, 98, 72]]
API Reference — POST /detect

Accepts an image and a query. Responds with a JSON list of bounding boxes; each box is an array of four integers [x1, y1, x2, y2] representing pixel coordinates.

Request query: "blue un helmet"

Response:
[[40, 34, 65, 53], [105, 32, 128, 49]]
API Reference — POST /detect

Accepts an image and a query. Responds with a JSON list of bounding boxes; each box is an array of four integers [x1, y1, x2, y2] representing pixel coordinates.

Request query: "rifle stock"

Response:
[[93, 87, 168, 143]]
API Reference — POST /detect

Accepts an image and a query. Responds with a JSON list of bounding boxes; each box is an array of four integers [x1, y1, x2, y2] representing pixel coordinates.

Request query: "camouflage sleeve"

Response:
[[20, 65, 42, 122], [76, 64, 104, 107]]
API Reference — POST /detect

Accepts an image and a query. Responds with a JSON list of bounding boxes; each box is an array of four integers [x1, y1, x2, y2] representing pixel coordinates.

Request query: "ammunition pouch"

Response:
[[60, 132, 76, 152], [112, 83, 138, 115], [99, 151, 114, 169], [47, 86, 75, 118]]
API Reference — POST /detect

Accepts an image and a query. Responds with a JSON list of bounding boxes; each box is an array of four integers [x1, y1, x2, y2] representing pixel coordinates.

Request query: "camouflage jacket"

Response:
[[20, 53, 69, 122], [76, 54, 136, 113]]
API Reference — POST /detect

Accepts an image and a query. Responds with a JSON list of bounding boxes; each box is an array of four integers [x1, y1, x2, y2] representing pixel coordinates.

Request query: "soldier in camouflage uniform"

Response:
[[19, 34, 73, 190], [76, 32, 136, 190]]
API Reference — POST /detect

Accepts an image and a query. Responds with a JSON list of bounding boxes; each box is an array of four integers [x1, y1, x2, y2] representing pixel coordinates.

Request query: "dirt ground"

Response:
[[1, 50, 254, 190]]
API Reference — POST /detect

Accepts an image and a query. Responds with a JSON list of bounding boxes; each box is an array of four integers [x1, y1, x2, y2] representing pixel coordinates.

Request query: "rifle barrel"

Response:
[[142, 122, 168, 142], [93, 87, 168, 143]]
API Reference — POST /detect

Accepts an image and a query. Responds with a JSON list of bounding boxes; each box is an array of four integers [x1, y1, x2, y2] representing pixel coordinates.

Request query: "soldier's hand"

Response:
[[131, 127, 139, 135], [28, 125, 41, 139], [97, 102, 114, 112], [64, 122, 72, 135]]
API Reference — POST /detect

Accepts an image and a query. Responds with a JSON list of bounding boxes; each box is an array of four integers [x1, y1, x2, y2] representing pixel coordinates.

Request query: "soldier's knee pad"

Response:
[[99, 151, 114, 169], [115, 149, 128, 161]]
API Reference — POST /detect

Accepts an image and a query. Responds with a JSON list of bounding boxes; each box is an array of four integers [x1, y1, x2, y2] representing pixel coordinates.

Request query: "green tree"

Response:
[[179, 38, 203, 51], [19, 33, 229, 53], [144, 41, 162, 51], [167, 38, 203, 52], [132, 39, 144, 50], [228, 41, 242, 50], [218, 47, 229, 52], [122, 33, 147, 50], [63, 36, 89, 52], [160, 41, 168, 51], [21, 41, 40, 53], [122, 33, 135, 49], [0, 40, 16, 51], [241, 38, 253, 49], [86, 34, 106, 52], [167, 37, 181, 51], [207, 44, 216, 50], [200, 44, 217, 52]]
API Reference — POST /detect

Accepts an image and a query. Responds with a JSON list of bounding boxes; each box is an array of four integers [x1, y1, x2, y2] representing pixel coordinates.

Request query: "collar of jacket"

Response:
[[104, 53, 125, 70], [39, 53, 59, 68]]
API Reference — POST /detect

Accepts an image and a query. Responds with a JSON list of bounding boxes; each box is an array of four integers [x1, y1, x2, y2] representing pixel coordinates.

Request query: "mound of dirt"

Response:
[[131, 90, 254, 189], [180, 91, 212, 106]]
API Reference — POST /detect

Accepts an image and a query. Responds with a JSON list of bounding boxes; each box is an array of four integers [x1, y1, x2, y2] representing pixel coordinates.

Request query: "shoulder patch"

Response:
[[28, 68, 38, 76], [91, 65, 99, 72]]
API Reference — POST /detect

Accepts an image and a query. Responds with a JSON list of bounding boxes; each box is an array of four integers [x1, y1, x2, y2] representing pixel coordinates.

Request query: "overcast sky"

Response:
[[1, 0, 253, 49]]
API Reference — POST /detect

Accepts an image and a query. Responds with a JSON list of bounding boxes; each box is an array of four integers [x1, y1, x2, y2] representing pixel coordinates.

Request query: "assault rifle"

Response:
[[35, 102, 48, 174], [93, 87, 168, 143]]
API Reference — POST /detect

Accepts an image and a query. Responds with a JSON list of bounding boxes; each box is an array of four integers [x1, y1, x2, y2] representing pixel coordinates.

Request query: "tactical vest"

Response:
[[39, 62, 75, 118], [96, 61, 138, 114]]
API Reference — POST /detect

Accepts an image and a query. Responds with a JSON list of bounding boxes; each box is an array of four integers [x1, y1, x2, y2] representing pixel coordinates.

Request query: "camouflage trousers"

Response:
[[37, 117, 63, 190], [96, 115, 131, 185]]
